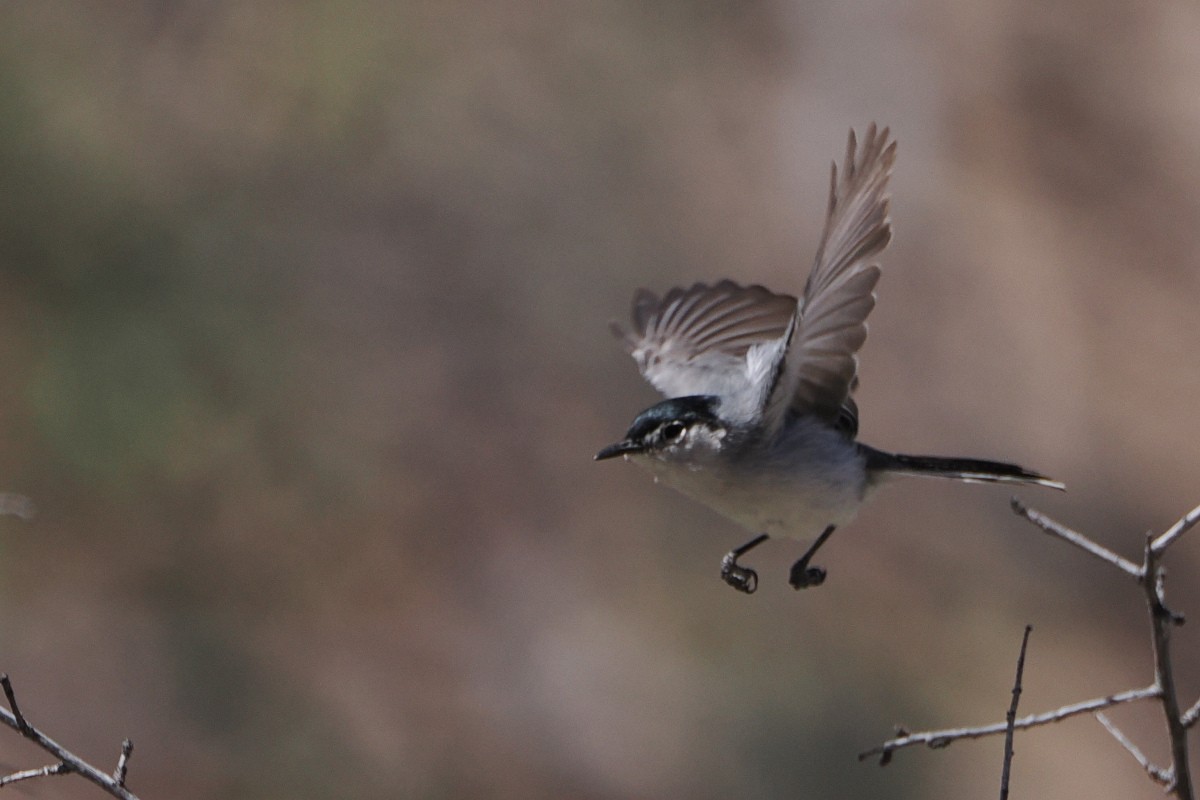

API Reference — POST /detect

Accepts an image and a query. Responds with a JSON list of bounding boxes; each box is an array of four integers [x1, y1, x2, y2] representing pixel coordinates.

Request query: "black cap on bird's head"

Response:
[[595, 396, 722, 461]]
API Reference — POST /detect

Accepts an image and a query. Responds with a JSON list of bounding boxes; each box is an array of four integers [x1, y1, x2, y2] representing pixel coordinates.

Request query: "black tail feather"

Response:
[[861, 445, 1065, 491]]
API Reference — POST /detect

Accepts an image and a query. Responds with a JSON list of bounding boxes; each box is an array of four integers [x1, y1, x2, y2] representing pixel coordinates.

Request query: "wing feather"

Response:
[[760, 125, 896, 433], [612, 280, 797, 416], [612, 125, 896, 434]]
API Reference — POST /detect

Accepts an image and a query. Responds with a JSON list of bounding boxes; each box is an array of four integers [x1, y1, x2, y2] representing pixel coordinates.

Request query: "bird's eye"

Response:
[[662, 421, 686, 441]]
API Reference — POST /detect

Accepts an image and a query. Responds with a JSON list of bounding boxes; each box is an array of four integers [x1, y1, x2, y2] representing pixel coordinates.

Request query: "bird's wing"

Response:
[[758, 124, 896, 435], [611, 280, 797, 420]]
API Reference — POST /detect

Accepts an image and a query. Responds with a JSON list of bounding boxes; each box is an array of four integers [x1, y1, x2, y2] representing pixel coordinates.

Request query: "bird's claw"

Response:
[[789, 562, 826, 590], [721, 553, 759, 594], [788, 524, 836, 590]]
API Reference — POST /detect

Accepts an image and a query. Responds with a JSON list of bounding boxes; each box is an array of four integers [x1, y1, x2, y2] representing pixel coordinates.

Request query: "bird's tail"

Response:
[[861, 445, 1065, 491]]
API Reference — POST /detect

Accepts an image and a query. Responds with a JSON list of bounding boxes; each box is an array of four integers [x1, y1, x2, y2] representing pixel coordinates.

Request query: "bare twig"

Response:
[[0, 761, 71, 787], [1, 675, 28, 732], [1000, 625, 1033, 800], [867, 501, 1200, 796], [1181, 697, 1200, 730], [1009, 498, 1141, 578], [1151, 502, 1200, 555], [859, 684, 1161, 762], [1142, 536, 1193, 799], [1096, 712, 1172, 786], [0, 501, 139, 797], [0, 675, 139, 799], [113, 739, 133, 787], [1004, 503, 1196, 799]]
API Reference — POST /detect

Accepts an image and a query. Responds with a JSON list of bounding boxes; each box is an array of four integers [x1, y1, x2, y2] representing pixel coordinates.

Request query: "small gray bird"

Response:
[[596, 125, 1063, 594]]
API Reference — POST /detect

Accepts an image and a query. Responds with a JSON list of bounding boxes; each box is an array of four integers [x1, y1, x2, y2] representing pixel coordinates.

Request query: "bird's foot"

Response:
[[788, 524, 837, 590], [721, 552, 759, 594], [788, 560, 826, 589], [720, 533, 769, 594]]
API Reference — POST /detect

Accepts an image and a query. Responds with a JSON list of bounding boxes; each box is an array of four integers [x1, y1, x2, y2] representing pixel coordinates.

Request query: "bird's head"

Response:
[[595, 395, 728, 465]]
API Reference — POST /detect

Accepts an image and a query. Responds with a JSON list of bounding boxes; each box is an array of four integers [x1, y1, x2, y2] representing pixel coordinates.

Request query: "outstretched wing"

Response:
[[611, 126, 896, 431], [611, 280, 797, 420], [759, 124, 896, 434]]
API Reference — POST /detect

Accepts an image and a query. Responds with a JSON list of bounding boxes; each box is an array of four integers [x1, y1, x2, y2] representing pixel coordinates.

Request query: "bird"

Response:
[[595, 125, 1064, 594]]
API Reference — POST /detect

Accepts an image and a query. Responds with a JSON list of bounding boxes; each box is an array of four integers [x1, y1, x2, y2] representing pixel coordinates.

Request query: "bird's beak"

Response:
[[594, 439, 643, 461]]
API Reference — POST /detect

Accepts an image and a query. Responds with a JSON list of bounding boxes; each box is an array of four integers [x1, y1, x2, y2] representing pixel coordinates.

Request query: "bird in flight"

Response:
[[596, 125, 1063, 594]]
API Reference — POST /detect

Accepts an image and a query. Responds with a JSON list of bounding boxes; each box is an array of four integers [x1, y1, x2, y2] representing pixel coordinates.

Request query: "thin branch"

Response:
[[1142, 537, 1193, 800], [1000, 625, 1033, 800], [860, 684, 1161, 762], [1181, 697, 1200, 730], [1, 674, 28, 732], [1096, 712, 1172, 786], [113, 739, 133, 787], [0, 761, 71, 787], [869, 501, 1200, 797], [1151, 503, 1200, 555], [0, 675, 139, 799], [1010, 498, 1142, 578]]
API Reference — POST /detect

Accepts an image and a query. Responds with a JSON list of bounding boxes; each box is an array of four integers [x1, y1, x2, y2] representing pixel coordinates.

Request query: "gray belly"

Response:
[[723, 484, 864, 537], [644, 455, 870, 540]]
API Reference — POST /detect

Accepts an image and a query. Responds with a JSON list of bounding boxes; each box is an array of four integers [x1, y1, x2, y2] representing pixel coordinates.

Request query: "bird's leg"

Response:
[[789, 525, 837, 589], [721, 534, 769, 594]]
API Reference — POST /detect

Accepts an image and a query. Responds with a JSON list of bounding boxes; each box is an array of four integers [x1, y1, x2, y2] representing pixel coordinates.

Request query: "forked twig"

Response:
[[864, 501, 1199, 799], [0, 674, 139, 799], [1142, 537, 1192, 798], [859, 685, 1160, 761]]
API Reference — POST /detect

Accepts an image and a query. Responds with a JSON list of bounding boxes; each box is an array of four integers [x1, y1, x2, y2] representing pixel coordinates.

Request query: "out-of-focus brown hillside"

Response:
[[0, 3, 1197, 798]]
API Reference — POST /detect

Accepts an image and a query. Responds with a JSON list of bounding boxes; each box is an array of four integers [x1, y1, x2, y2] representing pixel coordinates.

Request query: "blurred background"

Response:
[[0, 2, 1198, 798]]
